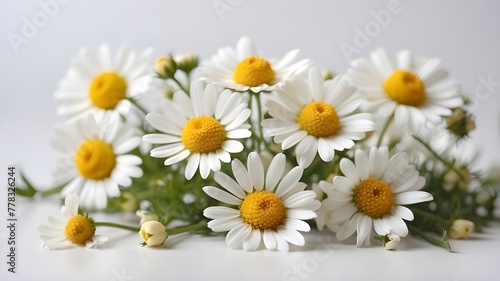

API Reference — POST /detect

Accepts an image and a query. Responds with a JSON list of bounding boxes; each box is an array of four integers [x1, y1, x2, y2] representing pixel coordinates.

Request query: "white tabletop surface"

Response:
[[1, 1, 500, 280]]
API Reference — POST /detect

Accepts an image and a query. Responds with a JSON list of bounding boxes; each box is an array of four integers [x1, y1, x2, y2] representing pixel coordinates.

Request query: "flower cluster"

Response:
[[23, 37, 498, 251]]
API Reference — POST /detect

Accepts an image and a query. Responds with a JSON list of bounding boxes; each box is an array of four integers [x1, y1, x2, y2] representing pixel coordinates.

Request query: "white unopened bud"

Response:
[[139, 221, 168, 247], [449, 219, 475, 239], [383, 232, 400, 251]]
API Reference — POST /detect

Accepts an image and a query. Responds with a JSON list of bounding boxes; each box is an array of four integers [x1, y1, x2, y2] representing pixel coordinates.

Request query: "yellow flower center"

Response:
[[233, 56, 275, 87], [383, 70, 426, 107], [181, 116, 226, 153], [64, 215, 95, 244], [354, 178, 394, 218], [240, 191, 287, 230], [298, 101, 340, 137], [75, 139, 116, 180], [89, 72, 127, 109]]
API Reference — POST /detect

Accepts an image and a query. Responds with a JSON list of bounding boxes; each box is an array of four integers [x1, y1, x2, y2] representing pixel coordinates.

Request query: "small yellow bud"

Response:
[[449, 219, 475, 239], [139, 221, 168, 247], [155, 56, 177, 79]]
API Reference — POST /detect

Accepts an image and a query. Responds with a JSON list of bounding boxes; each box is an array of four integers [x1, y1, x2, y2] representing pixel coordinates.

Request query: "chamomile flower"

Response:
[[262, 67, 375, 168], [142, 81, 251, 179], [55, 44, 153, 122], [51, 113, 143, 210], [37, 194, 108, 249], [347, 48, 463, 133], [203, 152, 320, 251], [197, 36, 311, 93], [320, 147, 433, 247]]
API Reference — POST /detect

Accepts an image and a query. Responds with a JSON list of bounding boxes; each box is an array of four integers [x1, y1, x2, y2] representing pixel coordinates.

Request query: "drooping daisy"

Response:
[[37, 194, 108, 249], [51, 113, 143, 210], [203, 152, 321, 251], [319, 147, 433, 247], [262, 67, 375, 168], [55, 44, 153, 122], [142, 81, 251, 179], [197, 36, 311, 93], [347, 48, 463, 133]]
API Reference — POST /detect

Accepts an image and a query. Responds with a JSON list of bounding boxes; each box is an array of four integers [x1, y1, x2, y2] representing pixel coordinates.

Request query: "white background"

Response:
[[1, 0, 500, 280]]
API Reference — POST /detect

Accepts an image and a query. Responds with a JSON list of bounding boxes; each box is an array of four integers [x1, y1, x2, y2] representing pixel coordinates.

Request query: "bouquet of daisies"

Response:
[[21, 37, 498, 251]]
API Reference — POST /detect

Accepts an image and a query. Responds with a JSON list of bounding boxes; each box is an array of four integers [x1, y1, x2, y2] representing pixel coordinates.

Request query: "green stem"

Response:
[[412, 135, 466, 181], [128, 97, 149, 116], [95, 222, 141, 232], [167, 220, 208, 236], [377, 113, 394, 147], [411, 207, 449, 224], [39, 184, 65, 197], [408, 224, 452, 252], [172, 77, 189, 94]]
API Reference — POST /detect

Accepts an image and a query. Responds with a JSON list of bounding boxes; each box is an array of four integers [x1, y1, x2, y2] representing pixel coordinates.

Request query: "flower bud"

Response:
[[448, 219, 475, 239], [155, 55, 177, 79], [139, 221, 168, 247], [382, 232, 400, 251], [321, 69, 334, 80], [174, 53, 198, 74], [136, 210, 159, 225], [120, 192, 139, 212], [443, 166, 471, 191], [445, 108, 475, 138]]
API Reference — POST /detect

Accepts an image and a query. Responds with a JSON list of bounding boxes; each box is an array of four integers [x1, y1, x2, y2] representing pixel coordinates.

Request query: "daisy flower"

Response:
[[37, 194, 108, 249], [51, 113, 143, 210], [319, 147, 433, 247], [142, 81, 251, 180], [262, 67, 375, 168], [55, 44, 153, 122], [347, 48, 463, 133], [203, 152, 321, 251], [197, 36, 311, 93]]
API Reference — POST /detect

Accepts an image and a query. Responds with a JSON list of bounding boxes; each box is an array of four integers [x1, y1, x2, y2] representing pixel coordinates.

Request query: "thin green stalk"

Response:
[[128, 97, 149, 116], [172, 77, 189, 94], [377, 114, 394, 147], [412, 135, 466, 181], [95, 222, 141, 232], [408, 224, 452, 252], [411, 207, 449, 224], [167, 220, 208, 235]]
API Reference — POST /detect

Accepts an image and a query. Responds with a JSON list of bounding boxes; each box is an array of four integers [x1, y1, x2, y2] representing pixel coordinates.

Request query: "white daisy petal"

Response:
[[247, 152, 264, 191], [278, 226, 305, 246], [204, 206, 241, 219], [214, 172, 246, 198], [265, 153, 286, 192], [395, 191, 433, 205], [203, 186, 241, 205], [207, 217, 243, 232], [226, 224, 252, 249], [243, 229, 261, 251], [263, 230, 277, 250]]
